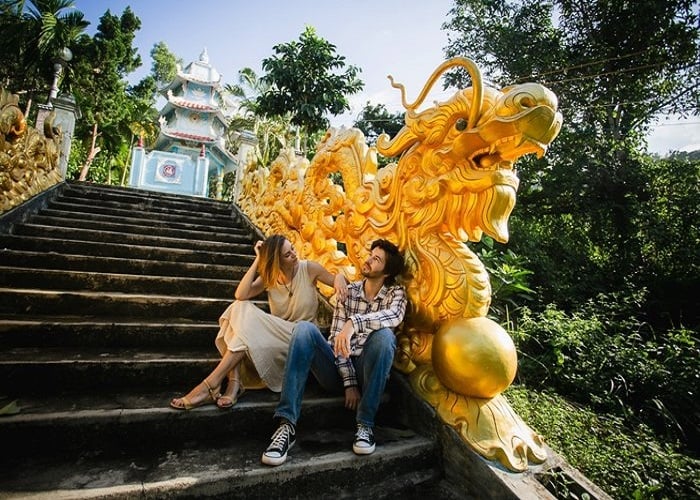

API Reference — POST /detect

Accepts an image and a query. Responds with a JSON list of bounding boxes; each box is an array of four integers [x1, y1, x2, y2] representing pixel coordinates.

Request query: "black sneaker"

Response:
[[262, 421, 296, 466], [352, 424, 375, 455]]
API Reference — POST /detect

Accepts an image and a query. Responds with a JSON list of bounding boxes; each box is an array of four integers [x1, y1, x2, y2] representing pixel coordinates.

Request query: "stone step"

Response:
[[0, 266, 237, 297], [0, 248, 249, 279], [11, 222, 248, 254], [0, 346, 220, 394], [36, 207, 251, 237], [44, 198, 241, 229], [0, 183, 454, 500], [48, 195, 236, 226], [0, 385, 364, 457], [0, 425, 439, 499], [0, 234, 255, 266], [27, 213, 253, 244], [0, 287, 254, 319], [63, 182, 235, 215], [0, 315, 217, 349]]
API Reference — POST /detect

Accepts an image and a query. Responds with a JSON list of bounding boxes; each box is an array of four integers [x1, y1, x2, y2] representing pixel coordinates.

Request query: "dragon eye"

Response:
[[455, 118, 467, 131]]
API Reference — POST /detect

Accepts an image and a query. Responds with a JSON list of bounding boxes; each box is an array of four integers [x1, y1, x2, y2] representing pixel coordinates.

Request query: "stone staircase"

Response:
[[0, 182, 453, 499]]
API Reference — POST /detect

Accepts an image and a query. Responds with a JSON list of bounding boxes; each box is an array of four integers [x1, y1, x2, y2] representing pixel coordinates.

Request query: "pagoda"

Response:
[[129, 48, 239, 198]]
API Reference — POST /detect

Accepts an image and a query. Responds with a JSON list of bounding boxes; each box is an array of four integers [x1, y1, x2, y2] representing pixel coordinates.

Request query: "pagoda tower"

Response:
[[129, 48, 241, 198]]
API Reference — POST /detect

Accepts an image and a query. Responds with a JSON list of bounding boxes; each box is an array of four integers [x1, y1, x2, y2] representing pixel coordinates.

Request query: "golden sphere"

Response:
[[432, 317, 517, 398]]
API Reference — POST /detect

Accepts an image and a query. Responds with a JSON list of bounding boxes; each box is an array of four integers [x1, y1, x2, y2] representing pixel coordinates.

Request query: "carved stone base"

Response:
[[409, 364, 547, 472]]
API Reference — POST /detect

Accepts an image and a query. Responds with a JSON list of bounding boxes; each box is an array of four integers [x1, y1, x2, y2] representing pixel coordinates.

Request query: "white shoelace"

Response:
[[356, 425, 372, 442], [268, 423, 293, 451]]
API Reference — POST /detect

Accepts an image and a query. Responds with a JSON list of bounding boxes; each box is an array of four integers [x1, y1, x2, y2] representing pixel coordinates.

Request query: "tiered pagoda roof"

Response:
[[153, 48, 236, 169], [164, 47, 222, 90]]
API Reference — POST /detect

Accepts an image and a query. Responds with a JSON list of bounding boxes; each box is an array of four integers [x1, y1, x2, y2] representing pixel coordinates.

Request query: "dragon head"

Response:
[[377, 58, 562, 244]]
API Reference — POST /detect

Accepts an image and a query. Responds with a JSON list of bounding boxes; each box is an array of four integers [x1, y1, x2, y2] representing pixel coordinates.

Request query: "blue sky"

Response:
[[72, 0, 698, 154]]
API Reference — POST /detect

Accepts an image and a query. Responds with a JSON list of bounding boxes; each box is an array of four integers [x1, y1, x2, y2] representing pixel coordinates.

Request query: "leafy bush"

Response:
[[474, 236, 535, 327], [510, 293, 699, 450], [506, 385, 700, 499], [65, 140, 87, 180]]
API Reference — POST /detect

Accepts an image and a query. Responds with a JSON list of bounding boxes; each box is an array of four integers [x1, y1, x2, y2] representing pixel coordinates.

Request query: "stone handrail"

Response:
[[0, 87, 62, 214], [236, 58, 563, 472]]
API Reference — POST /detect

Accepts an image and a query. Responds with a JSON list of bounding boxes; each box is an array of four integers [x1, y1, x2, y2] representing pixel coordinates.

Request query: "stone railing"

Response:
[[0, 87, 62, 214], [237, 57, 564, 473]]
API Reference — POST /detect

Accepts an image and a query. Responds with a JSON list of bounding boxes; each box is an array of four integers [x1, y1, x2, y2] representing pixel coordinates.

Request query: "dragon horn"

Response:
[[387, 57, 483, 130]]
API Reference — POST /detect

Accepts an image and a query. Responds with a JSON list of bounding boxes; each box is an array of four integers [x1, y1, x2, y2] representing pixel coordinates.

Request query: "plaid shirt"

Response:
[[327, 280, 407, 388]]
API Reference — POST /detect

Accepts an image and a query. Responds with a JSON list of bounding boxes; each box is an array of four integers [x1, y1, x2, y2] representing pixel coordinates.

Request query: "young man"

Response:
[[261, 239, 407, 466]]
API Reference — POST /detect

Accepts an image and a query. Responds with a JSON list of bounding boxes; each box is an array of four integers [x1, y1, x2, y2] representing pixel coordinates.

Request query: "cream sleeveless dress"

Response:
[[214, 260, 319, 392]]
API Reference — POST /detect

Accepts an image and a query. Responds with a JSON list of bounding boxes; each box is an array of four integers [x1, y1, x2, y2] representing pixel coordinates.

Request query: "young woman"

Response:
[[170, 234, 347, 410]]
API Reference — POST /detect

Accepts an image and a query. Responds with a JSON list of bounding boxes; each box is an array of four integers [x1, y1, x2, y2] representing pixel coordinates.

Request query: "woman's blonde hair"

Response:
[[257, 234, 288, 289]]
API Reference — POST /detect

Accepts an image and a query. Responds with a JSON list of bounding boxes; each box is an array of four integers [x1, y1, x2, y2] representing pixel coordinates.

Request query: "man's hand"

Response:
[[333, 320, 354, 358], [344, 386, 361, 410]]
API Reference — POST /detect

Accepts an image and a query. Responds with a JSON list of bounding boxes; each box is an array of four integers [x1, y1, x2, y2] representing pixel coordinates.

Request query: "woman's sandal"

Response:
[[217, 378, 245, 409], [170, 379, 221, 410]]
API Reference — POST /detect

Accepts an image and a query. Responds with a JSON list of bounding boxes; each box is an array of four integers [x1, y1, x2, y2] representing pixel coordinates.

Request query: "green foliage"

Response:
[[65, 135, 86, 179], [208, 171, 236, 202], [508, 153, 700, 329], [633, 156, 700, 327], [257, 25, 364, 141], [352, 102, 404, 167], [224, 67, 291, 166], [63, 7, 167, 183], [444, 0, 699, 131], [507, 212, 609, 310], [70, 6, 142, 131], [506, 385, 700, 499], [65, 6, 143, 183], [444, 1, 700, 332], [0, 0, 89, 104], [353, 101, 404, 146], [126, 75, 159, 147], [150, 41, 181, 86], [510, 295, 700, 449], [472, 237, 535, 326], [668, 149, 700, 161]]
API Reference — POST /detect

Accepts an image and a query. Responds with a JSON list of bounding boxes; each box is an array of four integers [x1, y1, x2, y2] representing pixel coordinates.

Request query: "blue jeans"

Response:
[[274, 321, 396, 428]]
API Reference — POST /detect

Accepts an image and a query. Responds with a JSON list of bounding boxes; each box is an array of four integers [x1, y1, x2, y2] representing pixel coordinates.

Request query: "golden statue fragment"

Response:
[[0, 87, 62, 213], [238, 58, 562, 472]]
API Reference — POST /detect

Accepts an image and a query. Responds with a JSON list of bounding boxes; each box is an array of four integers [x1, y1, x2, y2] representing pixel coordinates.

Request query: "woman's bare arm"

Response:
[[307, 260, 348, 301], [234, 240, 266, 300]]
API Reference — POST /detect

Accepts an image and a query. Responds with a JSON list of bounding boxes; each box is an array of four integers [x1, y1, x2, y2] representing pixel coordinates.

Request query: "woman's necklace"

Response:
[[279, 265, 297, 297]]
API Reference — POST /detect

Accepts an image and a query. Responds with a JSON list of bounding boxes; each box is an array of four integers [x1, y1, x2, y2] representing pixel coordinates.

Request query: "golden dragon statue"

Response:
[[0, 87, 62, 213], [238, 57, 562, 472]]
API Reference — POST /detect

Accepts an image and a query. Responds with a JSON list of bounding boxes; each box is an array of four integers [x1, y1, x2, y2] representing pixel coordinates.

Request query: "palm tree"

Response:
[[1, 0, 88, 110], [224, 67, 291, 167], [26, 0, 87, 55]]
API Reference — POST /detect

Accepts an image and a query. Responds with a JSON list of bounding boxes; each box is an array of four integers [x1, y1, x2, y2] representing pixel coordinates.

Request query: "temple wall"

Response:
[[129, 147, 209, 197]]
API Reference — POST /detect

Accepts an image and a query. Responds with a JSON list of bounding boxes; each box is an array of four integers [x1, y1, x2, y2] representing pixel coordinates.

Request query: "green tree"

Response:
[[150, 41, 181, 87], [257, 25, 364, 152], [67, 7, 143, 181], [353, 101, 404, 146], [634, 156, 700, 327], [225, 67, 291, 167], [442, 0, 700, 322], [353, 102, 404, 144], [353, 102, 405, 168], [0, 0, 88, 112], [126, 41, 182, 152]]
